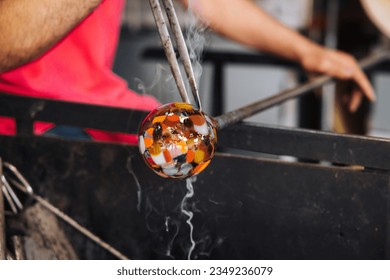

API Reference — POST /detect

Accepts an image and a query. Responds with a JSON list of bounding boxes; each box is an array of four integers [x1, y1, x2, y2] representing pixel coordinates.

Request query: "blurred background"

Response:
[[113, 0, 390, 137]]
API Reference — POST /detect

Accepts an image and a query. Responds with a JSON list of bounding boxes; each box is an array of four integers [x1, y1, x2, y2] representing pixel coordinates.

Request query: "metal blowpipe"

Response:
[[215, 48, 390, 130]]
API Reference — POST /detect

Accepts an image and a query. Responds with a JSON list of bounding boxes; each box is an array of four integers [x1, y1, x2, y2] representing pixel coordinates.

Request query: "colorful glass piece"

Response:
[[138, 102, 217, 179]]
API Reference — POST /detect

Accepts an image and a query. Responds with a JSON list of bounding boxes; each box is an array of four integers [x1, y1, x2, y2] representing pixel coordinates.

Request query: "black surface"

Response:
[[220, 123, 390, 171], [0, 135, 388, 259], [0, 92, 149, 135]]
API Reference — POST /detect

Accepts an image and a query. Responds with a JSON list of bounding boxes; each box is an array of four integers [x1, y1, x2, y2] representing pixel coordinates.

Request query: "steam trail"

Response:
[[184, 2, 208, 103], [165, 217, 180, 259], [133, 63, 177, 103], [134, 3, 208, 105], [126, 157, 142, 212], [181, 177, 196, 260]]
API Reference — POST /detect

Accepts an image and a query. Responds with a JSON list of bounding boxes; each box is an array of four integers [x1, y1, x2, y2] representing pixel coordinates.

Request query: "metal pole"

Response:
[[322, 0, 339, 130], [11, 236, 25, 260], [149, 0, 191, 104], [215, 49, 390, 129], [162, 0, 202, 110], [8, 178, 129, 260], [0, 158, 6, 260]]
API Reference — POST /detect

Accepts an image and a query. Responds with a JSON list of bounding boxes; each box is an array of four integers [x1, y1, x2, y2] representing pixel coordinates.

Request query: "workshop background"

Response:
[[114, 0, 389, 137]]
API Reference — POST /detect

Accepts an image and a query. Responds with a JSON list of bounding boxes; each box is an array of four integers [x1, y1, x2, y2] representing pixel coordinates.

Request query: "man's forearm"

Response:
[[0, 0, 102, 73], [179, 0, 375, 107], [180, 0, 317, 63]]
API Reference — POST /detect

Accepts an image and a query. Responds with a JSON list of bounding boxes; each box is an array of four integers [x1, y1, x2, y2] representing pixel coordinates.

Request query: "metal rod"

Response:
[[2, 176, 23, 211], [8, 178, 129, 260], [162, 0, 202, 110], [149, 0, 191, 104], [3, 162, 33, 195], [1, 177, 18, 214], [0, 158, 6, 260], [11, 235, 25, 260], [33, 193, 129, 260], [215, 48, 390, 129]]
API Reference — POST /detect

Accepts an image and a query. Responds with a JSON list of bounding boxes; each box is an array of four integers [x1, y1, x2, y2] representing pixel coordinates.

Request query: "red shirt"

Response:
[[0, 0, 159, 143]]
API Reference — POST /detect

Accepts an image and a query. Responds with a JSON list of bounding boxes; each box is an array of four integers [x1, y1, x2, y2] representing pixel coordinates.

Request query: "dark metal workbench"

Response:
[[0, 92, 389, 259]]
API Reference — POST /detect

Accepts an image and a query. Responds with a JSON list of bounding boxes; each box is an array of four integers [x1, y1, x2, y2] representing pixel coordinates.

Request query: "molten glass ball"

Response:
[[138, 102, 217, 179]]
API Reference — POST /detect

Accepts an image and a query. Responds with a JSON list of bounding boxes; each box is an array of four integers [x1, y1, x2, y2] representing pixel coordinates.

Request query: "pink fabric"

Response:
[[0, 0, 159, 144]]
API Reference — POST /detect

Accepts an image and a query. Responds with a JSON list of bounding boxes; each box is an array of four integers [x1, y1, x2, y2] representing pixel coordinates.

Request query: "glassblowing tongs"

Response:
[[149, 0, 202, 110]]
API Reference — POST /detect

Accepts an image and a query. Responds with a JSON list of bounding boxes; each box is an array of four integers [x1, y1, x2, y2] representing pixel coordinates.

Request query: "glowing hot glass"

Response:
[[138, 102, 217, 179]]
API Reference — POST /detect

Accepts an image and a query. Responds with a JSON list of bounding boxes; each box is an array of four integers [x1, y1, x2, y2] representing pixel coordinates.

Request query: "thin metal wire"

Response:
[[2, 176, 23, 211], [1, 178, 18, 214], [3, 162, 33, 194], [4, 165, 130, 260]]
